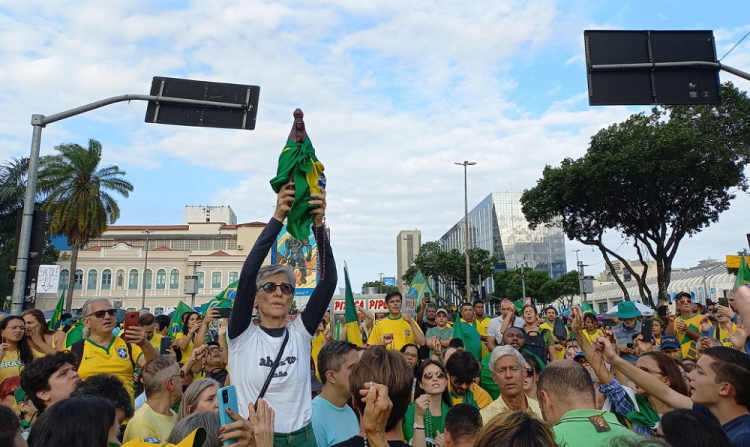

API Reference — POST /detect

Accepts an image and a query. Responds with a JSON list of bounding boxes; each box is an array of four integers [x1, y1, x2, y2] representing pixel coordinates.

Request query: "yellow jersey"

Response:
[[367, 315, 423, 351], [448, 382, 493, 409], [581, 329, 604, 346], [673, 314, 702, 360], [174, 332, 194, 360], [148, 334, 164, 351], [0, 349, 44, 382], [76, 337, 143, 403]]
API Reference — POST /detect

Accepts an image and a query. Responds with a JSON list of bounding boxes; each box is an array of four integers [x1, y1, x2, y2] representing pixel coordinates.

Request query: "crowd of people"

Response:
[[2, 183, 750, 447]]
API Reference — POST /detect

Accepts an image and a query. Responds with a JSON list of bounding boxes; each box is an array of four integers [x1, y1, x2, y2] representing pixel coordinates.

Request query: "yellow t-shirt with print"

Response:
[[367, 315, 423, 351], [77, 337, 143, 403], [148, 333, 164, 351], [673, 314, 703, 360], [0, 349, 44, 382]]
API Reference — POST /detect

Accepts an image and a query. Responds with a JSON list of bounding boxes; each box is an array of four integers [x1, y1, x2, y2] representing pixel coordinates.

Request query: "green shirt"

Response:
[[402, 400, 451, 447], [456, 320, 482, 360], [425, 326, 454, 358], [553, 409, 638, 447]]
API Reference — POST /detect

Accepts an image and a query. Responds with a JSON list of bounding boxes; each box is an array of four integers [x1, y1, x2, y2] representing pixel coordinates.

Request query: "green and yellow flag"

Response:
[[48, 290, 65, 330], [169, 301, 194, 337], [344, 265, 363, 347], [735, 256, 750, 289], [200, 280, 237, 315], [408, 270, 434, 308]]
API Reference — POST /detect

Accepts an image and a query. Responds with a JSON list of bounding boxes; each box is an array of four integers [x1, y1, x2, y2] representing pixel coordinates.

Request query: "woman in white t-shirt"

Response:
[[228, 180, 336, 447]]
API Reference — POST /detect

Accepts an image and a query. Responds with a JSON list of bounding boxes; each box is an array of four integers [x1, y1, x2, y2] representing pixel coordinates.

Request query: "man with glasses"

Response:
[[666, 292, 702, 360], [123, 356, 184, 442], [367, 291, 425, 351], [202, 341, 228, 385], [72, 297, 159, 404], [480, 345, 542, 423]]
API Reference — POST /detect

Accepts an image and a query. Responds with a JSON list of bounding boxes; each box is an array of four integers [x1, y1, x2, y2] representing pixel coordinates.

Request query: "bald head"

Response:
[[537, 360, 595, 406]]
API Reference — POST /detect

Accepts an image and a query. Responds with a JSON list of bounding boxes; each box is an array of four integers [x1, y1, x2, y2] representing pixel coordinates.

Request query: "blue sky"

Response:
[[1, 0, 749, 291]]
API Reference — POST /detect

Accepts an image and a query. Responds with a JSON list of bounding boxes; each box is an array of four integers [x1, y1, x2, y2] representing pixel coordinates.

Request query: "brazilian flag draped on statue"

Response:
[[343, 264, 363, 347], [735, 256, 750, 288], [270, 108, 325, 241]]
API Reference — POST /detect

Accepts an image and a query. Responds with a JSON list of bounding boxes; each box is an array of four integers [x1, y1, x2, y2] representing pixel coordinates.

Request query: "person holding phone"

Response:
[[665, 292, 702, 360], [228, 180, 335, 447]]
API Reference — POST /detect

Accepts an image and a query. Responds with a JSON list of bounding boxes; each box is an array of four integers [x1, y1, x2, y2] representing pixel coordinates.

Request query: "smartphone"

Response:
[[160, 337, 172, 355], [719, 297, 729, 308], [668, 301, 676, 316], [123, 311, 139, 334], [641, 319, 654, 344], [218, 385, 238, 445], [216, 307, 232, 319]]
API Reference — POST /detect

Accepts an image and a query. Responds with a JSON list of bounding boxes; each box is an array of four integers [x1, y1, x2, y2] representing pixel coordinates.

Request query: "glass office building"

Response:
[[440, 191, 567, 294]]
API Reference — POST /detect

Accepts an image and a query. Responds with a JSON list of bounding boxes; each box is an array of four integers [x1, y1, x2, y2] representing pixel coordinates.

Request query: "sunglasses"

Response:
[[682, 363, 696, 372], [526, 368, 535, 377], [208, 346, 223, 352], [678, 300, 692, 304], [258, 282, 295, 295], [423, 371, 446, 380], [86, 309, 117, 319]]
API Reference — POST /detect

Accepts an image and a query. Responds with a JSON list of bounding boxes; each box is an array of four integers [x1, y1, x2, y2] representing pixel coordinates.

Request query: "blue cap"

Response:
[[660, 335, 680, 350]]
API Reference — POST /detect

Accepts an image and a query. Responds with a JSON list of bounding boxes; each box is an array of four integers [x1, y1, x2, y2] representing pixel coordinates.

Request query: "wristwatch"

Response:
[[413, 423, 425, 430]]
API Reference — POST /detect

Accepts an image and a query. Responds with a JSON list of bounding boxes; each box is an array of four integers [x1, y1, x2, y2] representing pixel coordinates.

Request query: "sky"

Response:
[[1, 0, 749, 292]]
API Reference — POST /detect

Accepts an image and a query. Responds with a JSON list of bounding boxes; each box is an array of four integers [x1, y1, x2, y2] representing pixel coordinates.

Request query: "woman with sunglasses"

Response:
[[228, 180, 335, 447], [522, 351, 542, 400], [403, 360, 452, 447], [0, 316, 40, 382]]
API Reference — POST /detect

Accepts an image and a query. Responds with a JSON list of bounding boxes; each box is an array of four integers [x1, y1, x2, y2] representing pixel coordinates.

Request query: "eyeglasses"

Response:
[[172, 370, 186, 380], [5, 325, 25, 331], [525, 368, 535, 377], [638, 366, 664, 376], [678, 299, 692, 304], [682, 363, 696, 372], [258, 282, 295, 295], [208, 346, 223, 352], [711, 308, 719, 313], [86, 309, 117, 319], [423, 371, 446, 380], [681, 372, 689, 380]]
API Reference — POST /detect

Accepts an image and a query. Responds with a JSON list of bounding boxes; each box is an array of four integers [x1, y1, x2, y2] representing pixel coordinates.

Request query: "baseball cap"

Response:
[[660, 335, 680, 351], [436, 308, 449, 316], [573, 351, 586, 363], [121, 428, 206, 447]]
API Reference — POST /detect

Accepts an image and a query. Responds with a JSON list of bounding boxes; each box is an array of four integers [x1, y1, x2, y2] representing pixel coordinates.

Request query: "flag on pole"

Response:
[[581, 302, 595, 314], [344, 264, 363, 347], [48, 290, 65, 330], [200, 280, 237, 314], [169, 301, 194, 337], [735, 256, 750, 289], [408, 270, 434, 309]]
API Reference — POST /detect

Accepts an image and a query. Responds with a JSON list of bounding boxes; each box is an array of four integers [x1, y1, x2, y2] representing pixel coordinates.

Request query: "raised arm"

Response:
[[300, 191, 338, 335], [228, 184, 294, 339], [598, 336, 692, 410], [570, 308, 612, 384]]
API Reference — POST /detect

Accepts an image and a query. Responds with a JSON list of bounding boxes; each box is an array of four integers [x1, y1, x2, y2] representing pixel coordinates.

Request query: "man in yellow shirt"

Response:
[[540, 307, 568, 360], [123, 356, 183, 442], [445, 350, 492, 410], [480, 345, 543, 422], [367, 292, 425, 350], [72, 298, 159, 404], [665, 292, 702, 360]]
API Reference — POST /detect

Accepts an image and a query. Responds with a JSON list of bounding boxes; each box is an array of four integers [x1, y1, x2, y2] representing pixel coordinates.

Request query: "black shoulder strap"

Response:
[[256, 329, 290, 409], [71, 340, 85, 366], [126, 342, 135, 369]]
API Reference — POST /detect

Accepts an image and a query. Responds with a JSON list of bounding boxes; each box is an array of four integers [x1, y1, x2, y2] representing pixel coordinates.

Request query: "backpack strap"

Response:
[[71, 339, 85, 367]]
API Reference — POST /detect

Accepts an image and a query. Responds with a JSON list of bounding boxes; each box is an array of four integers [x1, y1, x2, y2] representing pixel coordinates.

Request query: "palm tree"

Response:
[[39, 139, 133, 311]]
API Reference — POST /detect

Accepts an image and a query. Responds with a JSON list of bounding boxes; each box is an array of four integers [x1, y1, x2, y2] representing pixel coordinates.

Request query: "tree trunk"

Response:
[[65, 246, 79, 312]]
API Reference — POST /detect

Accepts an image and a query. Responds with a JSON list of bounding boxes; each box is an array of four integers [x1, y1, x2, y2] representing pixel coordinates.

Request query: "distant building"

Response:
[[40, 206, 267, 314], [396, 230, 421, 294], [439, 191, 567, 295]]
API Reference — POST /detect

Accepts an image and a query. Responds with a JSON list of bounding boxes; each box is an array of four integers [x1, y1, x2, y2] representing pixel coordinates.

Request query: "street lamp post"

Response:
[[141, 230, 152, 309], [572, 249, 583, 300], [455, 161, 476, 302]]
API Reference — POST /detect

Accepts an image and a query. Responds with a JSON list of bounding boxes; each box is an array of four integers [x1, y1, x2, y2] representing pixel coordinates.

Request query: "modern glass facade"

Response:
[[440, 191, 567, 293]]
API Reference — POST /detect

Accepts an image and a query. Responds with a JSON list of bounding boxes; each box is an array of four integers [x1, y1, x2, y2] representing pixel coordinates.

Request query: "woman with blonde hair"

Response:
[[177, 377, 221, 420], [475, 411, 559, 447], [22, 309, 64, 354]]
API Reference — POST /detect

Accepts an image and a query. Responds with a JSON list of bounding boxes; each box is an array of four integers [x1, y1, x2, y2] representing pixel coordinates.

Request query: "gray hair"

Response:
[[489, 345, 526, 371], [142, 355, 178, 397], [169, 411, 221, 447], [178, 378, 221, 421], [255, 265, 295, 290], [81, 297, 112, 339]]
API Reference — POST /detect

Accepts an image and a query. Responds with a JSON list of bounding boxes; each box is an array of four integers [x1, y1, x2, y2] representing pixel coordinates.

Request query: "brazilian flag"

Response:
[[270, 110, 325, 241], [169, 301, 194, 337], [344, 265, 363, 347], [735, 256, 750, 289], [200, 280, 238, 315], [48, 290, 65, 330]]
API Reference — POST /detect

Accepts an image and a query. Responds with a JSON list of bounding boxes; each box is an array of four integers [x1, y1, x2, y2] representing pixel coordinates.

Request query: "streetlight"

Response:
[[455, 161, 476, 302], [572, 249, 583, 299], [141, 230, 152, 309]]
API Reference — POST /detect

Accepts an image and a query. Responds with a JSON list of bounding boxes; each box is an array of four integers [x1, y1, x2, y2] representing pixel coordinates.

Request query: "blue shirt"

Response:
[[311, 396, 359, 447], [693, 403, 750, 447], [612, 321, 641, 365]]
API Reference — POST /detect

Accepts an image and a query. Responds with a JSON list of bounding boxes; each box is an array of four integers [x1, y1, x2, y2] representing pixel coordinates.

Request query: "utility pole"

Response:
[[378, 272, 384, 294], [187, 261, 201, 309], [572, 249, 583, 300], [578, 260, 588, 304], [520, 260, 527, 303], [455, 161, 476, 302], [141, 230, 152, 309]]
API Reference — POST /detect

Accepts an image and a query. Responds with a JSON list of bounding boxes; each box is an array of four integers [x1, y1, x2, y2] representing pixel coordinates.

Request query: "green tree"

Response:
[[492, 267, 559, 305], [521, 83, 750, 307], [39, 139, 133, 311], [402, 242, 497, 304], [361, 280, 399, 294]]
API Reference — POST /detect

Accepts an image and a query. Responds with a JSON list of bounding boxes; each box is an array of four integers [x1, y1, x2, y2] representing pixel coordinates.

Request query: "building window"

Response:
[[59, 269, 69, 290], [144, 269, 153, 290], [154, 307, 165, 315], [74, 269, 83, 290], [156, 269, 166, 290], [197, 272, 205, 289], [101, 269, 112, 290], [212, 272, 222, 289], [129, 269, 139, 290], [87, 270, 97, 290], [169, 269, 180, 289], [228, 271, 239, 284]]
